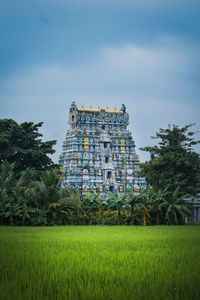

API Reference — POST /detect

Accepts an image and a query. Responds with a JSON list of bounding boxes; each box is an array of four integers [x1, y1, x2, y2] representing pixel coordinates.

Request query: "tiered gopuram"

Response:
[[59, 102, 145, 196]]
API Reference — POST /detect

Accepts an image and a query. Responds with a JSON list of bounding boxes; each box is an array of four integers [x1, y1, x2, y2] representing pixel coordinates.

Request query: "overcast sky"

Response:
[[1, 0, 200, 162]]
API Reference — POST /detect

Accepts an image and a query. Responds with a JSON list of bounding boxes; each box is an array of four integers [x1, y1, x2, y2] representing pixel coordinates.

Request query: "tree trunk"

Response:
[[76, 209, 80, 225], [130, 206, 134, 226], [101, 211, 105, 225], [167, 215, 170, 225], [118, 210, 121, 225], [9, 216, 13, 225], [89, 213, 92, 225], [143, 213, 146, 226], [156, 211, 160, 225]]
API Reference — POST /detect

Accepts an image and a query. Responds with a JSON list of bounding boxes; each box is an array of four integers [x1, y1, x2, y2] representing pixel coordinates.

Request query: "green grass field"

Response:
[[0, 226, 200, 300]]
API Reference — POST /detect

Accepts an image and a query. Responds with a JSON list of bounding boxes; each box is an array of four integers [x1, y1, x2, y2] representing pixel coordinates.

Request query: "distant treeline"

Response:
[[0, 119, 199, 226]]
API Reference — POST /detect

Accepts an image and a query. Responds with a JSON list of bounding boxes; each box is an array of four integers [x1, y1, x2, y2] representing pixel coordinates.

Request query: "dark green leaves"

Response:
[[0, 119, 57, 176], [140, 124, 200, 196]]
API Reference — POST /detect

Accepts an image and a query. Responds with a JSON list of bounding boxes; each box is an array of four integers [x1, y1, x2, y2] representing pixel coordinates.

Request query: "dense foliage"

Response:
[[0, 119, 57, 176], [0, 161, 192, 226], [140, 124, 200, 196], [0, 120, 197, 226], [0, 161, 82, 225]]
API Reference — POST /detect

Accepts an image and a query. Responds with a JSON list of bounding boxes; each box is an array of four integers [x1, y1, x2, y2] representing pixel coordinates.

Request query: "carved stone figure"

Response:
[[120, 104, 126, 112]]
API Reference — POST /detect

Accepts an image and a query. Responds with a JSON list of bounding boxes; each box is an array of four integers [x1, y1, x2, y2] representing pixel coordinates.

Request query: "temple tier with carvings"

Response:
[[59, 101, 145, 196]]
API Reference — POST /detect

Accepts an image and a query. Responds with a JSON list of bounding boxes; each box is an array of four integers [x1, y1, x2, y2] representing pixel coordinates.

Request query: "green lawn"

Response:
[[0, 226, 200, 300]]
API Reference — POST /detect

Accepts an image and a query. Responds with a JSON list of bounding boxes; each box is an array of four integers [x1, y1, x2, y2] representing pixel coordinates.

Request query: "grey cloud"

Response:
[[1, 36, 199, 163]]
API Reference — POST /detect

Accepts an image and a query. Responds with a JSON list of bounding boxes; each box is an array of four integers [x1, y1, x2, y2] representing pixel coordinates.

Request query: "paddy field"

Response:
[[0, 225, 200, 300]]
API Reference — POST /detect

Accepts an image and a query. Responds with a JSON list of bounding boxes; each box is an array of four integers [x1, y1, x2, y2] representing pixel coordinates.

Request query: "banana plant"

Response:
[[137, 187, 154, 226], [82, 191, 100, 224], [160, 187, 192, 225], [127, 188, 141, 225], [107, 192, 128, 225]]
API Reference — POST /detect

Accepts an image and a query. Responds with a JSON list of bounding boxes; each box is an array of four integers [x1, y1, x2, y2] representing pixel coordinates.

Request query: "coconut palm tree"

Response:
[[94, 191, 108, 225], [0, 161, 15, 193], [127, 188, 141, 225], [26, 169, 81, 225], [59, 187, 82, 210], [0, 161, 15, 224], [150, 187, 169, 225], [107, 192, 128, 225], [0, 161, 34, 225], [160, 187, 192, 225], [0, 189, 9, 224], [137, 187, 154, 226], [59, 187, 82, 225]]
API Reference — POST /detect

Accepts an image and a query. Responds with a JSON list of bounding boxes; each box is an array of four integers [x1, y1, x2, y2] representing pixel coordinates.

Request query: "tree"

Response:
[[26, 170, 82, 225], [0, 161, 36, 225], [137, 188, 153, 226], [26, 168, 62, 210], [0, 160, 15, 194], [160, 188, 192, 225], [59, 187, 82, 211], [82, 191, 100, 224], [0, 161, 82, 226], [13, 195, 36, 226], [0, 189, 12, 224], [0, 119, 57, 176], [140, 124, 200, 196], [150, 187, 169, 225], [0, 161, 19, 224], [59, 187, 82, 225], [127, 188, 141, 225], [94, 191, 108, 225], [107, 192, 128, 225]]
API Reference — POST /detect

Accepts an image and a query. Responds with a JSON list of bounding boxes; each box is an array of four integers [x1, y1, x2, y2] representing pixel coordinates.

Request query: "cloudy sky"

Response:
[[1, 0, 200, 162]]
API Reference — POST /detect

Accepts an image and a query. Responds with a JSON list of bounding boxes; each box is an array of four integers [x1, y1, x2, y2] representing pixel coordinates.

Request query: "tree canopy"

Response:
[[0, 119, 57, 176], [140, 124, 200, 196]]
